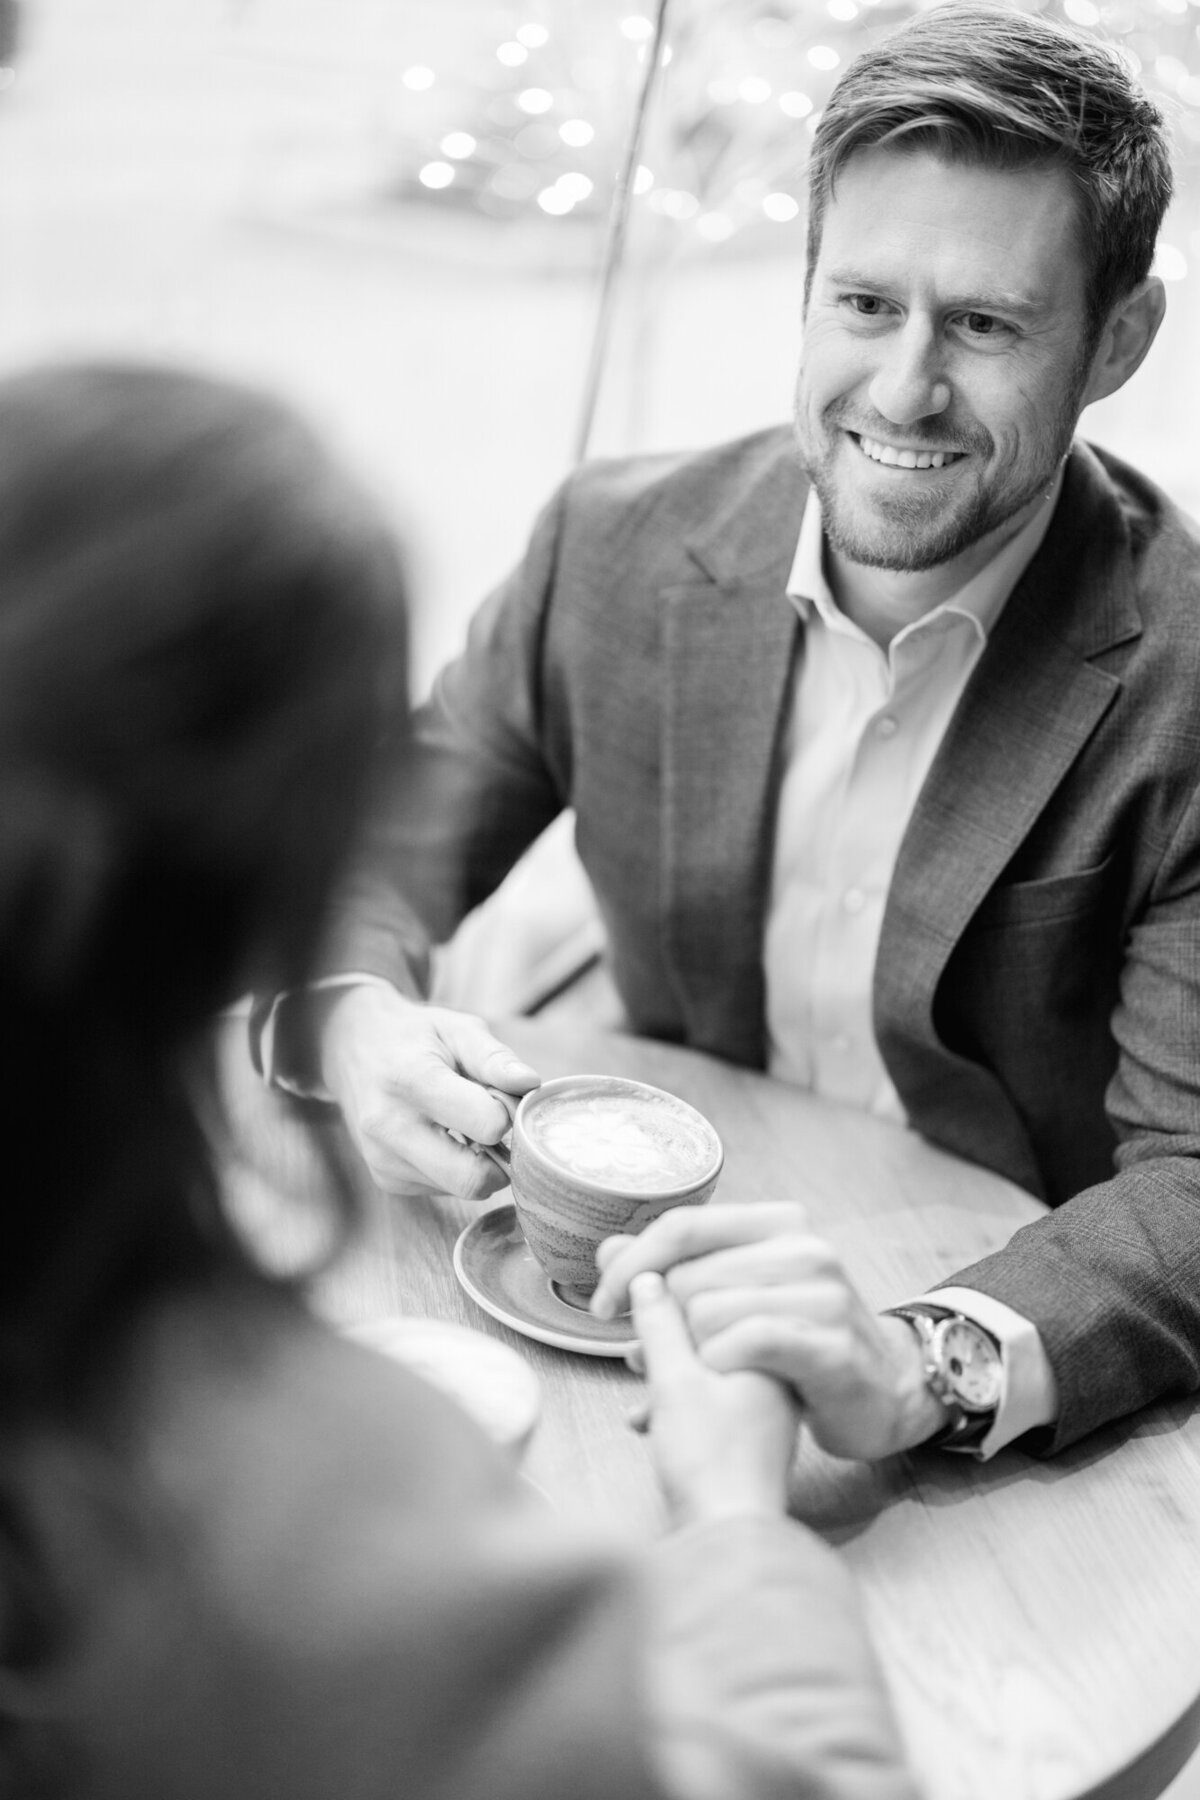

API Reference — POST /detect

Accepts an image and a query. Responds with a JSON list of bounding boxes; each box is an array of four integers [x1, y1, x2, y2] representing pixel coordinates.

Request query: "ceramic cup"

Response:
[[479, 1074, 723, 1299]]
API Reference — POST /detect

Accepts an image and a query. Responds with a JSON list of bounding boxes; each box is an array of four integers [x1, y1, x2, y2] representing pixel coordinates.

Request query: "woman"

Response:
[[0, 361, 914, 1800]]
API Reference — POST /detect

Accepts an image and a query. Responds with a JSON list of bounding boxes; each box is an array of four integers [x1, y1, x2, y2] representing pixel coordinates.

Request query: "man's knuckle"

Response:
[[664, 1263, 692, 1298], [358, 1101, 401, 1143], [682, 1291, 711, 1334], [821, 1284, 855, 1326]]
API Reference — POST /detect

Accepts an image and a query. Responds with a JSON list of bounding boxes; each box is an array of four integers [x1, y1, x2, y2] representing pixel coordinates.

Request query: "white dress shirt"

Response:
[[764, 483, 1062, 1455]]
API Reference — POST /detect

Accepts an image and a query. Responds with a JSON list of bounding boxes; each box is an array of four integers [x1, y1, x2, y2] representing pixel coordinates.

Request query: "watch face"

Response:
[[938, 1318, 1004, 1410]]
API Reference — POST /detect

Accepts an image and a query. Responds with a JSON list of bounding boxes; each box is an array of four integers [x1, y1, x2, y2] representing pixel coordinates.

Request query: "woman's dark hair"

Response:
[[806, 3, 1173, 345], [0, 361, 410, 1412]]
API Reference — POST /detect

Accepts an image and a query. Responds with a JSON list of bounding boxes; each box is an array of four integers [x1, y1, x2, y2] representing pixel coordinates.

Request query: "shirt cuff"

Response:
[[255, 973, 397, 1100], [905, 1285, 1059, 1460]]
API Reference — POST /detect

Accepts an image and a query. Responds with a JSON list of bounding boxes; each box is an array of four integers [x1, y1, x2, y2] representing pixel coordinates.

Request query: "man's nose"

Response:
[[867, 321, 951, 425]]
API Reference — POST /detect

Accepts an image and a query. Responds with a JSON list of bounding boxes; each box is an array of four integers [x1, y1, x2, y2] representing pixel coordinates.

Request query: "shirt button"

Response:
[[843, 887, 866, 914], [831, 1034, 853, 1054], [876, 714, 899, 738]]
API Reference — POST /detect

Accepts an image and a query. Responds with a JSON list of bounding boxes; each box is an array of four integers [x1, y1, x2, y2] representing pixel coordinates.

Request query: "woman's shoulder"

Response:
[[11, 1284, 659, 1800], [129, 1284, 536, 1592]]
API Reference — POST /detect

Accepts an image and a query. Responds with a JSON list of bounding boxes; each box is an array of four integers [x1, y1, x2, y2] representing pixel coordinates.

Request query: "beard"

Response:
[[810, 457, 1002, 573], [794, 389, 1083, 575]]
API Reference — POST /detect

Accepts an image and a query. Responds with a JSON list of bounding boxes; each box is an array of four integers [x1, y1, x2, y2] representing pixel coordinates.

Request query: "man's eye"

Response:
[[847, 294, 887, 316], [964, 312, 1000, 335]]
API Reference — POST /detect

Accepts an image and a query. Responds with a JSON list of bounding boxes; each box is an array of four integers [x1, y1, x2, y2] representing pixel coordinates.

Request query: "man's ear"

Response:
[[1081, 276, 1167, 406]]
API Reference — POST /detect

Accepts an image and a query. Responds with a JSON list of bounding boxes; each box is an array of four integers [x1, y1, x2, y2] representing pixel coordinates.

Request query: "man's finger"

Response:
[[697, 1315, 825, 1387], [363, 1114, 509, 1201], [678, 1281, 829, 1344], [662, 1235, 839, 1305], [437, 1012, 541, 1096], [591, 1201, 810, 1319], [401, 1059, 524, 1145]]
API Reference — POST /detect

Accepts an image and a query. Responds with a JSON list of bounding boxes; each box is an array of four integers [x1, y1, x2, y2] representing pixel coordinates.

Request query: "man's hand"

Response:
[[319, 983, 540, 1200], [630, 1269, 801, 1524], [594, 1203, 945, 1461]]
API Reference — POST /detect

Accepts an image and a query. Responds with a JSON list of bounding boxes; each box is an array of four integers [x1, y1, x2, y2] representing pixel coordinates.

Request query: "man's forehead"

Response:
[[816, 148, 1084, 303]]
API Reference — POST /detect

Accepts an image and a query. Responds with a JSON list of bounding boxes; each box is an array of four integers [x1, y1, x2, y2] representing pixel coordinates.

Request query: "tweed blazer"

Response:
[[342, 426, 1200, 1452]]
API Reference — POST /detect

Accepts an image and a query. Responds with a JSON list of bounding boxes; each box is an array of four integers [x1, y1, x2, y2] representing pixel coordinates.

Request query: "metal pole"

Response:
[[572, 0, 673, 465]]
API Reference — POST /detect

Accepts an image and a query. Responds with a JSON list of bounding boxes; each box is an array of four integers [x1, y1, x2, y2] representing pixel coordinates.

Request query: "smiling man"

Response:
[[797, 153, 1107, 596], [263, 7, 1200, 1465]]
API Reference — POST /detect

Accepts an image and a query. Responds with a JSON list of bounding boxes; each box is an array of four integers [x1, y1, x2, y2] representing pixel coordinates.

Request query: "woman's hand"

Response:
[[629, 1269, 801, 1526]]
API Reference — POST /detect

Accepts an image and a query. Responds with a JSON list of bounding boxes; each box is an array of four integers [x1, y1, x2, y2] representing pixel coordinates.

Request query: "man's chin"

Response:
[[801, 460, 983, 573], [821, 511, 984, 574]]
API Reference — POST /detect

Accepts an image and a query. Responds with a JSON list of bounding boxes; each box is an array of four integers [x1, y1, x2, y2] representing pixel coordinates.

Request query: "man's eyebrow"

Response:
[[820, 266, 1047, 317]]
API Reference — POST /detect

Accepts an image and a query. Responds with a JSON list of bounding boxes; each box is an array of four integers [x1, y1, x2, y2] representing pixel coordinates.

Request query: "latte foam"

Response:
[[525, 1086, 717, 1193]]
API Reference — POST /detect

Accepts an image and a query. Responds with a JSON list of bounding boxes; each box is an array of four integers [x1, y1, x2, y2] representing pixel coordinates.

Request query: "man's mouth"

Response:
[[852, 433, 965, 471]]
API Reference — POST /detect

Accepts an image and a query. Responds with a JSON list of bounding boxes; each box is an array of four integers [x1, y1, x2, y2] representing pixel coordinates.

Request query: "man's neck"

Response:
[[825, 493, 1050, 650]]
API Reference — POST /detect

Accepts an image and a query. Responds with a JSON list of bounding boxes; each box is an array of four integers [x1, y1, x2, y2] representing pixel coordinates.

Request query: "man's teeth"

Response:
[[858, 435, 959, 470]]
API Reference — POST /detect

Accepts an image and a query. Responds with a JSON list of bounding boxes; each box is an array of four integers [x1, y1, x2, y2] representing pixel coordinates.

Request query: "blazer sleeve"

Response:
[[324, 480, 574, 989], [944, 769, 1200, 1452]]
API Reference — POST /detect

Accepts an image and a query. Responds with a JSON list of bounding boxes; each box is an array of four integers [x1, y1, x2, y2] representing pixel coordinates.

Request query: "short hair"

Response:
[[805, 3, 1173, 337]]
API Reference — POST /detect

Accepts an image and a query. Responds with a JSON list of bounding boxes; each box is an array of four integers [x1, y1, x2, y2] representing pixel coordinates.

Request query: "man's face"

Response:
[[795, 147, 1096, 574]]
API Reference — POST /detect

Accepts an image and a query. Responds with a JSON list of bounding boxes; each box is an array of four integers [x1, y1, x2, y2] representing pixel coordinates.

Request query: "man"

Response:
[[263, 6, 1200, 1463]]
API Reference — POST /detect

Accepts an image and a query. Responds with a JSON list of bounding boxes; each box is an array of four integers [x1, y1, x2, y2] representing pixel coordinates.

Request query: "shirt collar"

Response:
[[786, 467, 1064, 646]]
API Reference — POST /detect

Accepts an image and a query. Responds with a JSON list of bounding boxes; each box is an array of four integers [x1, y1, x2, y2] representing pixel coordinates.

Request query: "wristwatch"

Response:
[[887, 1302, 1004, 1449]]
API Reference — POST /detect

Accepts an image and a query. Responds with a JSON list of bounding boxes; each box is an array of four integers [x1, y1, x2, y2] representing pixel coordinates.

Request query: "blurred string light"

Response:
[[386, 2, 822, 243], [372, 0, 1200, 267], [377, 0, 1200, 262], [1155, 241, 1189, 279]]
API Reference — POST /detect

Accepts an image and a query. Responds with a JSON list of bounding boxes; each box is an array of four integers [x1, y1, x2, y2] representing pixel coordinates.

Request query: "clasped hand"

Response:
[[629, 1268, 801, 1523], [593, 1202, 943, 1461]]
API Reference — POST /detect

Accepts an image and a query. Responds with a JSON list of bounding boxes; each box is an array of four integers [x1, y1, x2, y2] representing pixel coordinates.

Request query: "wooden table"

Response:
[[220, 1016, 1200, 1800]]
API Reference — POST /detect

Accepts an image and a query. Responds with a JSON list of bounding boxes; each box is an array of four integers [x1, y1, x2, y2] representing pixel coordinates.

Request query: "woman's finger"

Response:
[[629, 1270, 699, 1384]]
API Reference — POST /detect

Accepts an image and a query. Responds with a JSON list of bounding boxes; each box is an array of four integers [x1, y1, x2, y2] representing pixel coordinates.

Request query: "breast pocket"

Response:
[[950, 854, 1123, 1045], [969, 856, 1117, 932]]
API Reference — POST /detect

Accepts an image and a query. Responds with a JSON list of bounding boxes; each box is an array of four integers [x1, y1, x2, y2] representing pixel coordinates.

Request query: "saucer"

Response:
[[342, 1314, 541, 1454], [453, 1203, 635, 1357]]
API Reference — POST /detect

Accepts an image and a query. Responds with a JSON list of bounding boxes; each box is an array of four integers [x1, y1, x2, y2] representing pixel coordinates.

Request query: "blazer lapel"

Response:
[[877, 443, 1141, 1087], [659, 437, 806, 1066]]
